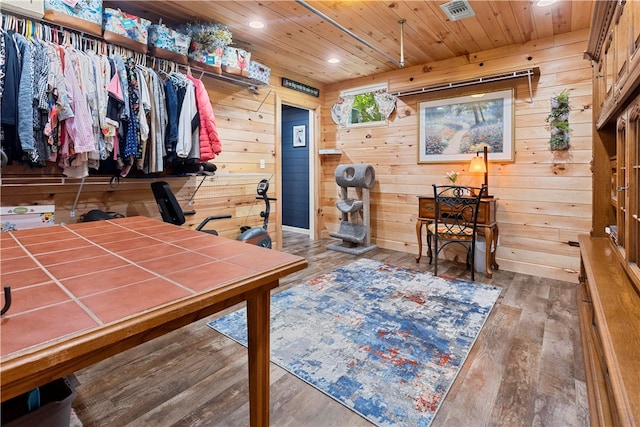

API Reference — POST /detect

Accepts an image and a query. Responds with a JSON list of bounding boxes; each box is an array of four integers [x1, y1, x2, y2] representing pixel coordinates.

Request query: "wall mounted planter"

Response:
[[546, 90, 571, 150]]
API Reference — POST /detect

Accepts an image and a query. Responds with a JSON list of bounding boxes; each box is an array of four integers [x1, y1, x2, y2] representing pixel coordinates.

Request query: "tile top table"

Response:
[[0, 216, 307, 427]]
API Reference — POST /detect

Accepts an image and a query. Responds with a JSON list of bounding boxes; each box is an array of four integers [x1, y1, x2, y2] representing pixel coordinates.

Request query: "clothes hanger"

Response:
[[4, 15, 16, 31], [156, 60, 171, 80], [34, 22, 43, 41], [42, 23, 51, 42], [27, 20, 36, 41]]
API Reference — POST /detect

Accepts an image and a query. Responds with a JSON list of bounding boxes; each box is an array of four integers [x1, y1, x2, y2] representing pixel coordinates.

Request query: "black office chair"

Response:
[[151, 181, 231, 235], [427, 184, 486, 281]]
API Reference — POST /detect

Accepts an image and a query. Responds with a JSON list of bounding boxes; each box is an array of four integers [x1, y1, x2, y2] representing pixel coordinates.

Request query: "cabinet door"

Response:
[[630, 0, 640, 68], [616, 95, 640, 285], [596, 60, 607, 113], [614, 2, 629, 88], [605, 32, 616, 102], [627, 99, 640, 280], [611, 157, 618, 206], [616, 115, 627, 255]]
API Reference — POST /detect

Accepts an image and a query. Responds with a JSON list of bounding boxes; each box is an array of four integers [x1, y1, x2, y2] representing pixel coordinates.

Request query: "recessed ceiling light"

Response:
[[249, 20, 265, 29], [536, 0, 557, 6], [327, 58, 340, 64]]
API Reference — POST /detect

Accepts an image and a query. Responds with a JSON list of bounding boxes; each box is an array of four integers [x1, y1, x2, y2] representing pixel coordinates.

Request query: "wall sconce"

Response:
[[468, 146, 492, 198]]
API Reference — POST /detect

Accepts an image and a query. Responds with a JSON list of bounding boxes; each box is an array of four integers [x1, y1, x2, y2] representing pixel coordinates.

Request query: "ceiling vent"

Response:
[[440, 0, 476, 21]]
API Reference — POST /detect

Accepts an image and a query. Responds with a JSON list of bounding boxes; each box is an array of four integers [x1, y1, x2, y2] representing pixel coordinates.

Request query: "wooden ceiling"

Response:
[[105, 1, 595, 85]]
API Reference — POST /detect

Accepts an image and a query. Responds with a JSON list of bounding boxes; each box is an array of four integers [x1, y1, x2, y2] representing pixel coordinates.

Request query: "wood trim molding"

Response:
[[584, 0, 620, 62]]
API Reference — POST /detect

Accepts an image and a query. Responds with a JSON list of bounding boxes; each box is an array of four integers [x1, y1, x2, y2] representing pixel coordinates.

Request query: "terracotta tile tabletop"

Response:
[[0, 216, 307, 412]]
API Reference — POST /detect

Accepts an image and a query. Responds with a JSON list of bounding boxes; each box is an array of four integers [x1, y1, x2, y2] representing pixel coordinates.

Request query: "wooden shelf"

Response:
[[318, 149, 343, 155], [189, 62, 268, 89], [1, 10, 269, 93]]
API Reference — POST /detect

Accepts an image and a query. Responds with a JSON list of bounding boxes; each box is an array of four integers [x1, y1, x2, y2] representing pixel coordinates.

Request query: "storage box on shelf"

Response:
[[43, 0, 102, 36], [178, 21, 231, 75], [221, 46, 251, 77], [148, 23, 190, 65], [0, 0, 44, 20], [102, 8, 151, 53], [247, 61, 271, 85], [188, 44, 224, 75]]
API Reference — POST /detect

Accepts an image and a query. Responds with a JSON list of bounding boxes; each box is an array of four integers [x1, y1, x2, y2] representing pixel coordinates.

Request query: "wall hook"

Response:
[[1, 286, 12, 316]]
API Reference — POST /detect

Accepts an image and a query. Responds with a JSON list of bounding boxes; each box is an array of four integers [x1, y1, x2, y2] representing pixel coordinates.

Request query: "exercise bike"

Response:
[[237, 179, 275, 248]]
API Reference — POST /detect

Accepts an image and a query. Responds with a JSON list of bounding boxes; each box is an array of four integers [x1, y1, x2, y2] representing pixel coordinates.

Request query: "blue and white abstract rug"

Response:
[[208, 258, 501, 426]]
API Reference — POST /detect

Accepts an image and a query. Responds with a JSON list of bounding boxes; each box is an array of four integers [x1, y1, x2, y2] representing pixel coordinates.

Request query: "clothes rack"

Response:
[[1, 11, 224, 179]]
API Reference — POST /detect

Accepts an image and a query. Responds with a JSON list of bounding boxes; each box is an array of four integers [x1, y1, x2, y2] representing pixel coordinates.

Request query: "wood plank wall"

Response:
[[1, 29, 592, 282], [319, 29, 593, 283]]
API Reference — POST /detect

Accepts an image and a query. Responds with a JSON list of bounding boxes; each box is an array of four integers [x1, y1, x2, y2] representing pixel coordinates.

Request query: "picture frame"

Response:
[[417, 89, 514, 163], [293, 124, 306, 147]]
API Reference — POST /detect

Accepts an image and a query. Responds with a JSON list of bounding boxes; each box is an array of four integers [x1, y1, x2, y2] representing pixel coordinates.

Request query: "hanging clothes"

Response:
[[146, 66, 166, 173], [0, 30, 6, 97], [1, 30, 21, 163], [186, 73, 222, 161], [174, 73, 197, 159], [135, 65, 150, 171], [164, 77, 178, 159], [62, 49, 96, 154], [0, 14, 224, 176], [14, 32, 36, 159]]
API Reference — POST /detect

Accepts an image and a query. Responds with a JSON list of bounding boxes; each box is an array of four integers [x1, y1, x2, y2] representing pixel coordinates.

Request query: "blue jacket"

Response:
[[13, 33, 35, 153], [1, 31, 19, 127], [164, 79, 178, 153], [1, 31, 21, 163]]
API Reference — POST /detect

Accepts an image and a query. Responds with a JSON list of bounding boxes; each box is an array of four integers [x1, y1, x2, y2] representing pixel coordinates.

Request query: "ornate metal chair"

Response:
[[427, 184, 487, 281]]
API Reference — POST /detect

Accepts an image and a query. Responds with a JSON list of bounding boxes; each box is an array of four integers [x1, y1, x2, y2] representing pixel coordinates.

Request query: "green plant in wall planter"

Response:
[[546, 89, 571, 150]]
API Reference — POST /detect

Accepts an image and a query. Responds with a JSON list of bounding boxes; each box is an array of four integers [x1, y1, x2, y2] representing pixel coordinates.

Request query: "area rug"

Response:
[[208, 258, 501, 426]]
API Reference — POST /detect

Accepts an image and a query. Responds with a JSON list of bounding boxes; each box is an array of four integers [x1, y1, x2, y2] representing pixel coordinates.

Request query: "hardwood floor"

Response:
[[72, 231, 588, 426]]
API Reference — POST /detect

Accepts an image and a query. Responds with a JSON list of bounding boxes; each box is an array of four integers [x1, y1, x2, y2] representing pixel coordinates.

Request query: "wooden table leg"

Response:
[[246, 286, 272, 427], [416, 220, 424, 262]]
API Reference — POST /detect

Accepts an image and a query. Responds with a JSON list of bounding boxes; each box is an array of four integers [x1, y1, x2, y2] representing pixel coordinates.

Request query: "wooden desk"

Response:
[[0, 217, 307, 427], [415, 196, 499, 278]]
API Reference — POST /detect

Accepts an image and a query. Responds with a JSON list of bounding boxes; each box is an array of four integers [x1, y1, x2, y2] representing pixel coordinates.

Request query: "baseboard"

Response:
[[283, 225, 310, 235]]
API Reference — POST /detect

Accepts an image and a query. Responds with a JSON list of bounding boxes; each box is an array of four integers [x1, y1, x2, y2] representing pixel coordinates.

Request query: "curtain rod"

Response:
[[391, 68, 539, 104]]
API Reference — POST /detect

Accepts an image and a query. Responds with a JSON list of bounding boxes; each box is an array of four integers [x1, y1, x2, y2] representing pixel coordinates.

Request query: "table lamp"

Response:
[[469, 145, 492, 198]]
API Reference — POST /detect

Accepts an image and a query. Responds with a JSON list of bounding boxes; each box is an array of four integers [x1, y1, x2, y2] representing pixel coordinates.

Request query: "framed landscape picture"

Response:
[[417, 89, 514, 163]]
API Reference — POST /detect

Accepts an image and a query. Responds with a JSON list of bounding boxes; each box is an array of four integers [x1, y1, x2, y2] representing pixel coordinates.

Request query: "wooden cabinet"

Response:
[[587, 1, 640, 128], [630, 2, 640, 77], [578, 236, 640, 427], [615, 114, 627, 254], [611, 94, 640, 288], [587, 0, 640, 291], [614, 3, 629, 90], [623, 97, 640, 284], [582, 2, 640, 425]]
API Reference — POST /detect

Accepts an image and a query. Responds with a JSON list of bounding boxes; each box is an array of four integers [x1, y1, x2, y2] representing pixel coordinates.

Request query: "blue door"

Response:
[[282, 105, 309, 229]]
